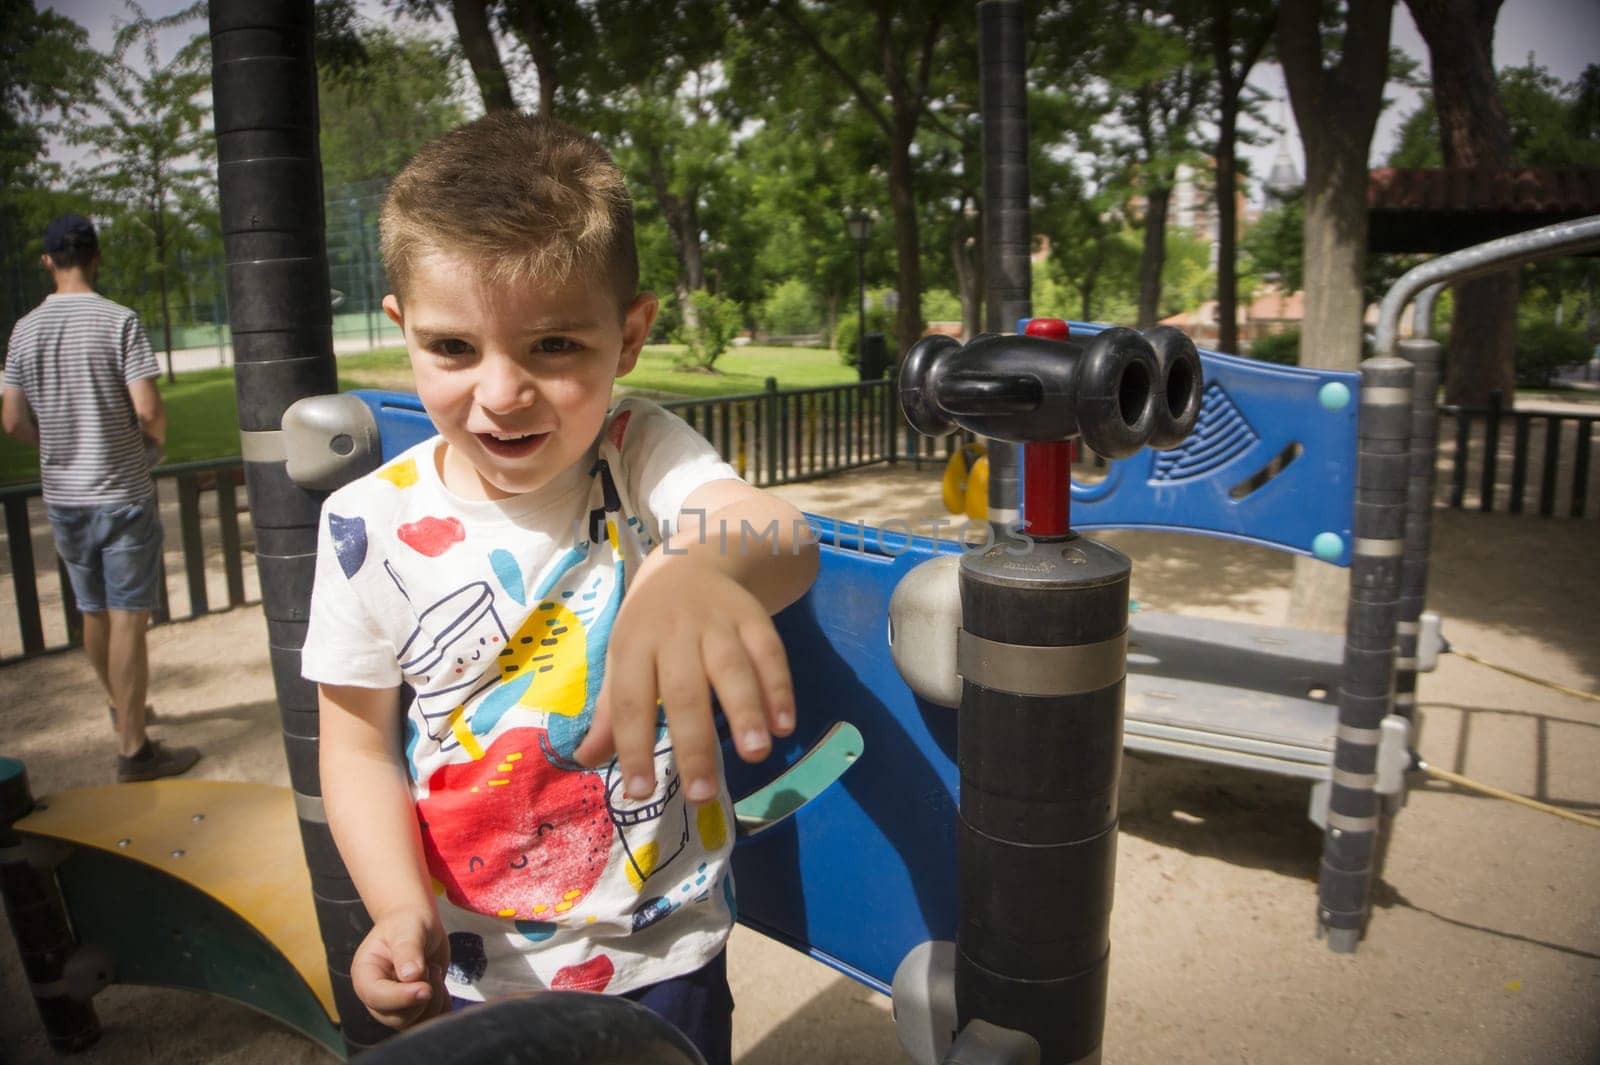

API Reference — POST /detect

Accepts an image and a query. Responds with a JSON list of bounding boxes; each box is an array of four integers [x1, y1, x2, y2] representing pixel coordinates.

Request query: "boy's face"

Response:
[[384, 252, 656, 500]]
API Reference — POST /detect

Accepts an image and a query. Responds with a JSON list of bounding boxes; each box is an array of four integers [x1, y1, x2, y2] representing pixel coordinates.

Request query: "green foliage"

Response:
[[1241, 194, 1305, 293], [1514, 317, 1591, 388], [922, 288, 962, 323], [832, 290, 894, 368], [317, 27, 467, 190], [759, 279, 822, 337], [1249, 328, 1300, 366], [675, 290, 743, 370], [59, 1, 215, 370]]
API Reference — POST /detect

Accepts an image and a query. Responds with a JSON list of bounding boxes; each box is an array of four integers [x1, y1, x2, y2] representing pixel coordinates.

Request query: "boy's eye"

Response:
[[536, 336, 580, 354], [429, 338, 474, 357]]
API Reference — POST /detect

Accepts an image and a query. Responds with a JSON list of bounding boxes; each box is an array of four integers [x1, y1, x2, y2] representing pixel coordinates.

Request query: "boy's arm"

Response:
[[575, 480, 819, 802], [319, 681, 449, 1026]]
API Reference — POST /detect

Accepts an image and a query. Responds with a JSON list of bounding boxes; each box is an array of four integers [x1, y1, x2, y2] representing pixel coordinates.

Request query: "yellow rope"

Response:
[[1450, 647, 1600, 703], [1417, 762, 1600, 830]]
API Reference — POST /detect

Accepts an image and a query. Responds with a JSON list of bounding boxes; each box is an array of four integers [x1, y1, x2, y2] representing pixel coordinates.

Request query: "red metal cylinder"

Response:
[[1024, 441, 1073, 537]]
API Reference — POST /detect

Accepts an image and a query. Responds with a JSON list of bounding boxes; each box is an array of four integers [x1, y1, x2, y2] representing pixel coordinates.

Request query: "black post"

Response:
[[978, 0, 1028, 537], [208, 1, 390, 1053], [1393, 338, 1442, 743], [856, 238, 867, 371], [0, 758, 100, 1051], [1318, 355, 1413, 952]]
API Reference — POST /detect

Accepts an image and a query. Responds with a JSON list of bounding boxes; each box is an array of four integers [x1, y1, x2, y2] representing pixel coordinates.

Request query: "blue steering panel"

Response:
[[356, 390, 961, 992], [1021, 320, 1360, 566]]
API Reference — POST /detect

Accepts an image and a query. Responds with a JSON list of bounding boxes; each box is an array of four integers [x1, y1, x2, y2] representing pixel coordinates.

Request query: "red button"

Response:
[[1024, 317, 1070, 340]]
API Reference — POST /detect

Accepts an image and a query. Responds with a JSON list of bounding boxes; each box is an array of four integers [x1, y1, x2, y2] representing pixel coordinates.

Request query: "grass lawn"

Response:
[[0, 344, 858, 486]]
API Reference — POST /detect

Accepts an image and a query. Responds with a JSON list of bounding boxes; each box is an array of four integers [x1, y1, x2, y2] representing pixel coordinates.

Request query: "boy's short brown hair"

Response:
[[380, 113, 639, 307]]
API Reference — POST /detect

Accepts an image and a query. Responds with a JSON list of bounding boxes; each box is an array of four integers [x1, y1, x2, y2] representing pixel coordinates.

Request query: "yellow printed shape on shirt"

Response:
[[494, 600, 590, 718], [375, 457, 419, 489]]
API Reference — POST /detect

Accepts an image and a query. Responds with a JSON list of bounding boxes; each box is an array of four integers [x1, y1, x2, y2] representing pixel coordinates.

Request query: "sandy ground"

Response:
[[3, 463, 1598, 1064]]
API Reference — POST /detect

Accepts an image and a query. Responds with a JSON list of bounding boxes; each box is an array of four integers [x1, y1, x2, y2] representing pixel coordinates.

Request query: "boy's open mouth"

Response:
[[477, 431, 549, 458]]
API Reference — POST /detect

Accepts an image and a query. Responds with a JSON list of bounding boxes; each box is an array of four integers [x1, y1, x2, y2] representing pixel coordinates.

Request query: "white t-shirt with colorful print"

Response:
[[302, 398, 743, 1001]]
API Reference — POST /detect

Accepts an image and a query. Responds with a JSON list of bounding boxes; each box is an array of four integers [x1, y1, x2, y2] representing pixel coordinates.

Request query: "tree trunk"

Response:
[[888, 125, 923, 355], [1406, 0, 1518, 407], [1277, 0, 1394, 632], [510, 2, 559, 118], [450, 0, 517, 113], [1136, 184, 1172, 330]]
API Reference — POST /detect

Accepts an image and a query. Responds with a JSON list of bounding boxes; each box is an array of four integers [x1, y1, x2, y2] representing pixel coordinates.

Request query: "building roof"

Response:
[[1367, 168, 1600, 253]]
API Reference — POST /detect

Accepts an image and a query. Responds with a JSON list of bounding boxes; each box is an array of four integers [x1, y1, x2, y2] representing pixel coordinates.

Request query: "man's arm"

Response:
[[127, 377, 166, 446], [2, 386, 38, 447]]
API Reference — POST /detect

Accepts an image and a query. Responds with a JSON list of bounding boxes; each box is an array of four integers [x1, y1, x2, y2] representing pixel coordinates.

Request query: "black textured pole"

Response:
[[978, 0, 1028, 535], [208, 2, 390, 1052], [1393, 338, 1441, 745], [955, 544, 1127, 1065], [0, 758, 100, 1051], [1318, 355, 1413, 952]]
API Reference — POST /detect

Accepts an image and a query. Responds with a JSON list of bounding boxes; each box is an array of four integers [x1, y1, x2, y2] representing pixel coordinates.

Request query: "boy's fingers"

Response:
[[739, 619, 797, 736], [702, 626, 771, 763], [659, 636, 720, 799], [352, 953, 433, 1029], [573, 686, 616, 767], [605, 646, 662, 798]]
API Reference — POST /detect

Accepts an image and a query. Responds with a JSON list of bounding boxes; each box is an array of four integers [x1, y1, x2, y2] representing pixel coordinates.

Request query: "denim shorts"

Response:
[[47, 494, 164, 612]]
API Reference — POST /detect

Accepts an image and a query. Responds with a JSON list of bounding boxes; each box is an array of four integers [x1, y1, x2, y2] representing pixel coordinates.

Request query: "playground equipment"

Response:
[[6, 0, 1597, 1054]]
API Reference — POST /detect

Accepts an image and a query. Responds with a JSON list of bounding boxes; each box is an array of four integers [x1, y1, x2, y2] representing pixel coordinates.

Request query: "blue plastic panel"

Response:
[[352, 389, 436, 459], [1021, 320, 1360, 566], [359, 392, 961, 992], [728, 526, 960, 992]]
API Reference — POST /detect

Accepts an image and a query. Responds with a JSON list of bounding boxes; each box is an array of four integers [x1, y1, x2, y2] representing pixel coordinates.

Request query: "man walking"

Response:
[[3, 213, 200, 782]]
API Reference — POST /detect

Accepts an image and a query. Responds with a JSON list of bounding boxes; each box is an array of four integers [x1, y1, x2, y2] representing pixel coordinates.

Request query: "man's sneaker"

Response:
[[116, 740, 201, 783]]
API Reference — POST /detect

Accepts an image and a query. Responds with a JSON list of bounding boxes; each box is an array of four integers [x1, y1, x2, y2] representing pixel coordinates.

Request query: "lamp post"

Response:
[[846, 209, 873, 373]]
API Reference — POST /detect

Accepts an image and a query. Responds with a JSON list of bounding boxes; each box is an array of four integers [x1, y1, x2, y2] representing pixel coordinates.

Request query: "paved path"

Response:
[[2, 465, 1597, 1064]]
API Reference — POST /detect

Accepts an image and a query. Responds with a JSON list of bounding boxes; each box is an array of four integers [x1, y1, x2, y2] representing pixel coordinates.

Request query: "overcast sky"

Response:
[[40, 0, 1600, 200]]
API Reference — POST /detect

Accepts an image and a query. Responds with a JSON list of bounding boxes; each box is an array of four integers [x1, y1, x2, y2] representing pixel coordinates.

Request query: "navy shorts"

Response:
[[451, 950, 733, 1065], [47, 494, 164, 612]]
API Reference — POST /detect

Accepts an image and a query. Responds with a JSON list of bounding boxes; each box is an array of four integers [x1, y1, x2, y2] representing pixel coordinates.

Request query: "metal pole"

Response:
[[856, 237, 867, 371], [978, 0, 1029, 537], [1374, 215, 1600, 357], [208, 1, 390, 1052]]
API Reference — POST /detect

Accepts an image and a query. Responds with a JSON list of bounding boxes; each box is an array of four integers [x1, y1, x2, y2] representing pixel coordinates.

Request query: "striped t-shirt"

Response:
[[4, 293, 160, 506]]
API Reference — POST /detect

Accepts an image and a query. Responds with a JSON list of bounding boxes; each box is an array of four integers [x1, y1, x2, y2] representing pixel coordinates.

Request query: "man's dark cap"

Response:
[[43, 214, 98, 254]]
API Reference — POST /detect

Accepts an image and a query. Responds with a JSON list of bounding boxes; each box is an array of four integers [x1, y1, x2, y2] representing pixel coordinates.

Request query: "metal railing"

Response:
[[1442, 391, 1598, 517], [1, 458, 254, 665]]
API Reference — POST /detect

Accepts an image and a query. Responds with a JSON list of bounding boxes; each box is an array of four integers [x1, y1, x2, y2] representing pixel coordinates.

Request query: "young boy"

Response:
[[302, 114, 818, 1064]]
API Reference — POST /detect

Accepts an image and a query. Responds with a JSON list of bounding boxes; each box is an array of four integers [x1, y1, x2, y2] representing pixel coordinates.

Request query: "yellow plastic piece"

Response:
[[16, 781, 336, 1019], [941, 442, 988, 516], [966, 454, 989, 521]]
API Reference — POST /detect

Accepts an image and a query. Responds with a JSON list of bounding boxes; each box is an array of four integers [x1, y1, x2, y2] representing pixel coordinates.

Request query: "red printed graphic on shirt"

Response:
[[398, 515, 466, 557], [418, 727, 613, 920]]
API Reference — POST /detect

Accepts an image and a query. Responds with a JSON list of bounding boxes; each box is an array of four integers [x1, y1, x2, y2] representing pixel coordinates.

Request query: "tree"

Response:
[[2, 0, 97, 339], [1208, 0, 1276, 353], [394, 0, 517, 113], [317, 26, 468, 190], [742, 0, 974, 354], [65, 1, 213, 382], [1071, 3, 1213, 330], [1277, 0, 1394, 632], [1406, 0, 1519, 407]]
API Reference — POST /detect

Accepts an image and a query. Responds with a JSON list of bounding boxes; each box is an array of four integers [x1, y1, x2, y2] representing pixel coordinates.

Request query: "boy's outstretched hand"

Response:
[[352, 906, 452, 1030], [576, 554, 797, 804]]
